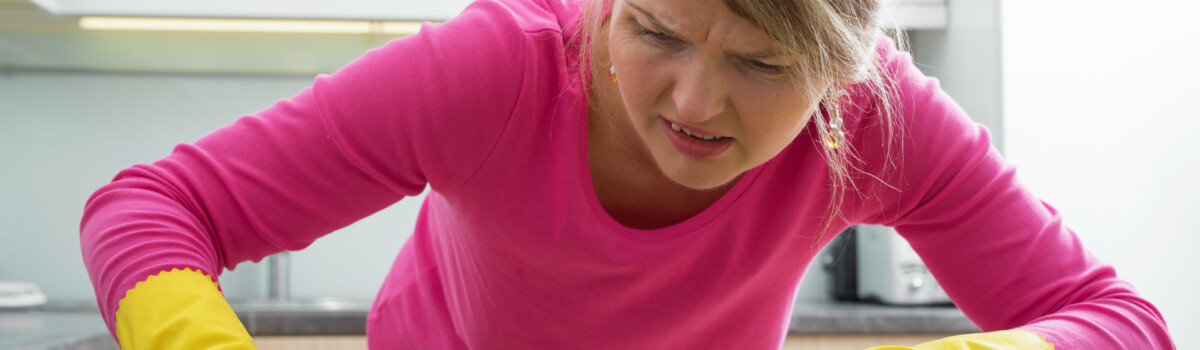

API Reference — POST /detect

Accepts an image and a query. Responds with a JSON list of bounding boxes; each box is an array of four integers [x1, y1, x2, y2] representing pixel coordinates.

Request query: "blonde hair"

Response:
[[572, 0, 906, 240]]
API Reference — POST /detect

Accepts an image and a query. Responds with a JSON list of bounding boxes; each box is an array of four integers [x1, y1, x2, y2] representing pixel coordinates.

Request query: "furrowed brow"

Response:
[[625, 1, 788, 61], [625, 2, 679, 37]]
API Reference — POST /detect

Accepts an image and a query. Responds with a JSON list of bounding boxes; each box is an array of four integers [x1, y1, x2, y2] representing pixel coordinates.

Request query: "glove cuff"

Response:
[[115, 267, 255, 349]]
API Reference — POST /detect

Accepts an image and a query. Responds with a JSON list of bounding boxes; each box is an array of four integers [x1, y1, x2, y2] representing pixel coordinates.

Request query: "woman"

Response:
[[80, 0, 1175, 348]]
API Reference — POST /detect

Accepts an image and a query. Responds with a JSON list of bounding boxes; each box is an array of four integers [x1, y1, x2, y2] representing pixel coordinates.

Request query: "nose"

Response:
[[671, 57, 727, 123]]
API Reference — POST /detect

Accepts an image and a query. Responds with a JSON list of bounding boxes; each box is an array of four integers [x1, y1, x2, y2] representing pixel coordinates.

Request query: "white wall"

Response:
[[0, 71, 422, 301], [1001, 1, 1200, 348], [910, 0, 1003, 150]]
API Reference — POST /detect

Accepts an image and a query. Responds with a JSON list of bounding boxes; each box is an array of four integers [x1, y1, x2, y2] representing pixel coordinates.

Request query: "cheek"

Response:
[[608, 31, 656, 76], [738, 94, 819, 156], [610, 41, 670, 114], [747, 114, 810, 151]]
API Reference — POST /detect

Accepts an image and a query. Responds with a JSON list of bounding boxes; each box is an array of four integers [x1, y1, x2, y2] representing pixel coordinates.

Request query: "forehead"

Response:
[[623, 0, 783, 57]]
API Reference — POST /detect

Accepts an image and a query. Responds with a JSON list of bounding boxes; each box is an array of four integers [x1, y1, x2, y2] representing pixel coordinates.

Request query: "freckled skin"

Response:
[[593, 0, 830, 191]]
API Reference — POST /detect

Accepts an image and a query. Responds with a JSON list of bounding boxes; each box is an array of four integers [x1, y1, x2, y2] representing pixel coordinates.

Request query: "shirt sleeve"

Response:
[[80, 0, 527, 339], [846, 37, 1175, 348]]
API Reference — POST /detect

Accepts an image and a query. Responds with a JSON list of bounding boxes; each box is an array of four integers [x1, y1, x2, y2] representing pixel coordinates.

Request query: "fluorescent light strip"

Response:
[[78, 17, 427, 35]]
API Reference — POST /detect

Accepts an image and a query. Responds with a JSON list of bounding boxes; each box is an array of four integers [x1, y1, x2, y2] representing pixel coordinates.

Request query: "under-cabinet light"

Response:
[[79, 16, 426, 35]]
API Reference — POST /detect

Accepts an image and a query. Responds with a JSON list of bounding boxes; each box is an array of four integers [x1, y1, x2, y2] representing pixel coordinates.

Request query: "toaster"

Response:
[[825, 225, 952, 305]]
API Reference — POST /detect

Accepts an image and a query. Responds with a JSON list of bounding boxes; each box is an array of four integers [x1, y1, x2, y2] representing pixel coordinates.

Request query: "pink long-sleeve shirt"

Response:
[[80, 0, 1174, 348]]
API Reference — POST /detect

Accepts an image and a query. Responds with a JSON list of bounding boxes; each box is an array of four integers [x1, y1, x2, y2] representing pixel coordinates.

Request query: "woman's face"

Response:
[[606, 0, 829, 190]]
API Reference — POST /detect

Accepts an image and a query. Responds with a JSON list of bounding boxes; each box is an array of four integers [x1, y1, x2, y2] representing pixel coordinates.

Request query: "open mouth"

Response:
[[660, 117, 734, 159], [668, 122, 728, 141]]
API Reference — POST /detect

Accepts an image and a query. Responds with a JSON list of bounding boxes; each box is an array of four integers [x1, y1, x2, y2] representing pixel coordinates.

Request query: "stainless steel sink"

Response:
[[230, 297, 372, 313], [228, 297, 371, 336]]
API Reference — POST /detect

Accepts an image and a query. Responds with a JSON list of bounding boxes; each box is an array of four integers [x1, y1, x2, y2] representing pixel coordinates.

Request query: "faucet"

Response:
[[267, 251, 290, 301]]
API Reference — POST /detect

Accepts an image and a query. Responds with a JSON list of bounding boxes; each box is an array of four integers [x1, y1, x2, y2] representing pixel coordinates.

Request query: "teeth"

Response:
[[670, 122, 724, 141]]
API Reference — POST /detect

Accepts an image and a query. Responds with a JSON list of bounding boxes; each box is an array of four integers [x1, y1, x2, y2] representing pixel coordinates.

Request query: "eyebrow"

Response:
[[624, 1, 783, 59], [625, 2, 679, 38]]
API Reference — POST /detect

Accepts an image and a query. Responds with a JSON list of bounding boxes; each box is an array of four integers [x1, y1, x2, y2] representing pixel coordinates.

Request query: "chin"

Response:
[[677, 177, 735, 191], [642, 139, 740, 191], [659, 161, 741, 191]]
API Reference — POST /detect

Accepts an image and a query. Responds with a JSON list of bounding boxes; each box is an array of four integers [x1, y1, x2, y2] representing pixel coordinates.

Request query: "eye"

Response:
[[745, 58, 785, 75], [637, 28, 675, 44]]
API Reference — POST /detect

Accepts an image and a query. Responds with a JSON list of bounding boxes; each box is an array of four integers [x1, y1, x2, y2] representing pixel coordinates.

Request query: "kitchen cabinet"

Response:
[[2, 0, 945, 75]]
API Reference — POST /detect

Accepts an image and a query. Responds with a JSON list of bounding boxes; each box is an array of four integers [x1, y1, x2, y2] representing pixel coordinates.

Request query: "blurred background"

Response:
[[1, 0, 1196, 348]]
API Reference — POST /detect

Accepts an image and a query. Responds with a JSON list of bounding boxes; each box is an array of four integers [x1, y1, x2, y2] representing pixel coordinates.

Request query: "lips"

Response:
[[660, 117, 734, 159]]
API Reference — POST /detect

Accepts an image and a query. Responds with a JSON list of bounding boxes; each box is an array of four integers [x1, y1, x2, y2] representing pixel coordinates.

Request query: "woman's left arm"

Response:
[[847, 37, 1175, 349]]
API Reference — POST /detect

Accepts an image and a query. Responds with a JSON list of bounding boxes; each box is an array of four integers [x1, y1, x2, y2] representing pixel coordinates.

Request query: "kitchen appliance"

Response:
[[825, 225, 952, 305], [0, 281, 48, 308]]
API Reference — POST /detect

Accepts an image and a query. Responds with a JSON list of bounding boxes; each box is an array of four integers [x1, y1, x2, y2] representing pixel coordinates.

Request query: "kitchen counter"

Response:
[[0, 299, 373, 349], [0, 310, 117, 350], [788, 299, 978, 334], [0, 299, 977, 349]]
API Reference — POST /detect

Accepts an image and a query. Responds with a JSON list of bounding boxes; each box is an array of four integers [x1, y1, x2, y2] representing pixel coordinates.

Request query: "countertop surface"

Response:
[[0, 299, 978, 349]]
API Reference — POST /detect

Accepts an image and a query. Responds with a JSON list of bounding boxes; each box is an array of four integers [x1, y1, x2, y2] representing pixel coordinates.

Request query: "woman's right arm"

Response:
[[80, 1, 528, 347]]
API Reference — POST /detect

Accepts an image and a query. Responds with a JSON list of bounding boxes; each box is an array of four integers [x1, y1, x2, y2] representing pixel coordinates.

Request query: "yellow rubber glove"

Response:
[[866, 329, 1054, 350], [115, 267, 257, 349]]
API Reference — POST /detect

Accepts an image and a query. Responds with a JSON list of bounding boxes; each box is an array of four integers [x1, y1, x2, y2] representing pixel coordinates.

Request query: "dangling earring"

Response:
[[608, 66, 618, 82], [823, 97, 845, 150]]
